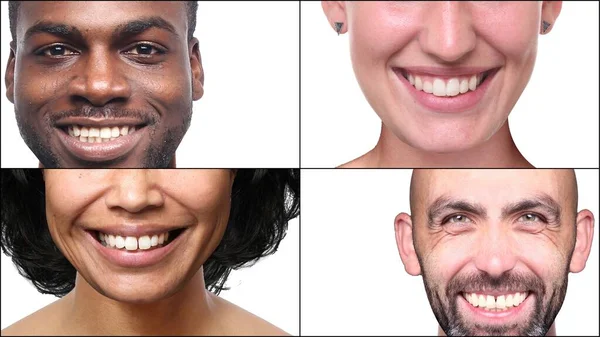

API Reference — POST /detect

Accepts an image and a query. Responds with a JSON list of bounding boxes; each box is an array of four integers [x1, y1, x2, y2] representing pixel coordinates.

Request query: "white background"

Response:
[[300, 1, 600, 168], [1, 216, 299, 334], [0, 1, 300, 168], [300, 169, 599, 336]]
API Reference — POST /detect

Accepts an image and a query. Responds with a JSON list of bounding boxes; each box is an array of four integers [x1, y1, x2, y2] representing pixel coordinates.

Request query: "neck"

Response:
[[61, 267, 214, 335], [365, 121, 532, 168], [437, 323, 557, 336]]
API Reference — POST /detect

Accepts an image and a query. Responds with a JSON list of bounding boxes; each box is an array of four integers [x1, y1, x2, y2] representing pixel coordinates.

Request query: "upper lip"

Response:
[[54, 117, 147, 128], [396, 66, 498, 77], [86, 224, 187, 237]]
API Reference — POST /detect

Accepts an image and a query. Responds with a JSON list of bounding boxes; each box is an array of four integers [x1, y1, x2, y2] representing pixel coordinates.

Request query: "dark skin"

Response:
[[4, 1, 204, 168]]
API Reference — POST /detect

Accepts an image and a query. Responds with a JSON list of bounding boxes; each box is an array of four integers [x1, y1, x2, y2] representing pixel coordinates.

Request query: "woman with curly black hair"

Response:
[[1, 169, 299, 335]]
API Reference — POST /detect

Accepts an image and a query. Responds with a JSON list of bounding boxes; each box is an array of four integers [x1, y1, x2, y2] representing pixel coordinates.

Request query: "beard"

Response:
[[419, 262, 569, 336]]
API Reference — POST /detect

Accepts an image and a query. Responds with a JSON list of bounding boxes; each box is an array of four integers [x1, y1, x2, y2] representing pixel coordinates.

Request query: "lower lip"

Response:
[[395, 68, 498, 113], [459, 293, 532, 323], [56, 127, 146, 163], [85, 229, 187, 268]]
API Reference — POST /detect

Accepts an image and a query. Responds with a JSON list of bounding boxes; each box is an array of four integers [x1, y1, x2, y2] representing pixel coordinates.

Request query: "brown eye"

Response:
[[38, 45, 77, 57], [127, 43, 164, 55]]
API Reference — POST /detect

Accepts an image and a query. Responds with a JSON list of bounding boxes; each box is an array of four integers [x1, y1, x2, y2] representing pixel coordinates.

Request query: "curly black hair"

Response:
[[8, 1, 199, 43], [0, 169, 299, 296]]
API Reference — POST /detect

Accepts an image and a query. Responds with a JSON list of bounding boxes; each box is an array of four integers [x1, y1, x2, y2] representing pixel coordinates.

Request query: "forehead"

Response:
[[415, 169, 571, 207], [16, 1, 186, 39]]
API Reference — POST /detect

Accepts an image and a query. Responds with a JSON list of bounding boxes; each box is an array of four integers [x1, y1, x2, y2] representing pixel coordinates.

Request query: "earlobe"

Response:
[[189, 38, 204, 101], [394, 212, 422, 276], [569, 209, 595, 273], [321, 1, 348, 35], [540, 1, 563, 34]]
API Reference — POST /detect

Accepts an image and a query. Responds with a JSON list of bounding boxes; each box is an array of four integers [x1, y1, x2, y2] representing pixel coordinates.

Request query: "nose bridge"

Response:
[[473, 222, 517, 278], [70, 46, 131, 106], [420, 1, 476, 63], [105, 170, 164, 213]]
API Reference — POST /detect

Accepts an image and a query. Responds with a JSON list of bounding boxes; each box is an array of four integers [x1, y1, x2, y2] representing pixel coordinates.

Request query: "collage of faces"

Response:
[[0, 1, 598, 336]]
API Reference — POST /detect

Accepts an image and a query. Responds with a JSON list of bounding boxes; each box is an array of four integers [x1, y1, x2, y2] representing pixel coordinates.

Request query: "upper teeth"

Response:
[[465, 292, 528, 311], [98, 231, 169, 251], [407, 72, 485, 97], [67, 125, 137, 143]]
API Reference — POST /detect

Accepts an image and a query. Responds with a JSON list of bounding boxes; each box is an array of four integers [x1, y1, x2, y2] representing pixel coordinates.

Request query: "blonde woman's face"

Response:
[[344, 1, 547, 152]]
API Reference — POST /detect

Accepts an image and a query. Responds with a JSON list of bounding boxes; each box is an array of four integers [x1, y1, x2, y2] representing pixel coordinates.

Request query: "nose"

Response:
[[419, 1, 477, 63], [473, 226, 518, 278], [68, 48, 132, 106], [105, 170, 164, 213]]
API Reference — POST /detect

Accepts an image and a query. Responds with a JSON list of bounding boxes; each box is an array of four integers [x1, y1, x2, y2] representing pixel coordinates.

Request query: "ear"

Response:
[[189, 37, 204, 101], [5, 41, 16, 103], [394, 212, 422, 276], [540, 1, 563, 34], [569, 209, 594, 273], [321, 1, 348, 35]]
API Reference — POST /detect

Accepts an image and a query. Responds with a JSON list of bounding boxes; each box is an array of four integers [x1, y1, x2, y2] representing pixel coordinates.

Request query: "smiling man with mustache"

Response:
[[4, 1, 203, 167], [395, 169, 595, 336]]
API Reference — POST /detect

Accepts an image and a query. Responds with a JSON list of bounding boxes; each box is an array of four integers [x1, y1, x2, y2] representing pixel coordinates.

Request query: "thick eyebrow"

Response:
[[112, 17, 180, 41], [24, 21, 85, 42], [501, 194, 561, 221], [427, 196, 487, 226], [23, 17, 179, 44]]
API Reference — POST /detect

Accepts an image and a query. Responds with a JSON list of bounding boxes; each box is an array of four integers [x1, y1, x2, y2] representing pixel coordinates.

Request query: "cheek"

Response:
[[167, 171, 233, 220]]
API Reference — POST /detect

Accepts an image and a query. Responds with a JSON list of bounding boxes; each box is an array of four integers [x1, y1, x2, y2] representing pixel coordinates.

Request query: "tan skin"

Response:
[[395, 169, 594, 336], [323, 1, 563, 168], [1, 170, 287, 336], [5, 1, 204, 168]]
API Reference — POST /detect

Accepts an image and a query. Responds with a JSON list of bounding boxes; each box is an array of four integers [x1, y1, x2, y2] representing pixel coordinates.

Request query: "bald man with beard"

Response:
[[395, 169, 595, 336]]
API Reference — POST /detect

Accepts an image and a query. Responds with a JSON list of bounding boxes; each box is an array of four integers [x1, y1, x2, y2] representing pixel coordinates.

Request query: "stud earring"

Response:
[[542, 20, 551, 33], [334, 22, 343, 35]]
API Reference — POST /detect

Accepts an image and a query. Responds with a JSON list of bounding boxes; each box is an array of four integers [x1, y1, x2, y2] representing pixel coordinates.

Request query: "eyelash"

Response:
[[34, 42, 166, 58]]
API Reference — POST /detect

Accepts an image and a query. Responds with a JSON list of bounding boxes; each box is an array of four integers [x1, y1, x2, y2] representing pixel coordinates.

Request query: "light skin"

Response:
[[1, 170, 287, 336], [5, 1, 204, 168], [322, 1, 563, 168], [395, 169, 594, 336]]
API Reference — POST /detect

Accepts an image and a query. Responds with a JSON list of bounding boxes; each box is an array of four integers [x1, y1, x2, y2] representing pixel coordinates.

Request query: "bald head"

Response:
[[409, 169, 578, 227]]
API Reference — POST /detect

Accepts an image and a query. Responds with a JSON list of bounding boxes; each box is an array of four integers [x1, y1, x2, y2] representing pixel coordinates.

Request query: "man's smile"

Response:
[[54, 117, 150, 163], [456, 289, 536, 326]]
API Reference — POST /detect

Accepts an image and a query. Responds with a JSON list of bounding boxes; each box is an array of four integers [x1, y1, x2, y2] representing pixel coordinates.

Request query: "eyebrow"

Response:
[[426, 193, 562, 226], [23, 17, 179, 43], [501, 194, 561, 221]]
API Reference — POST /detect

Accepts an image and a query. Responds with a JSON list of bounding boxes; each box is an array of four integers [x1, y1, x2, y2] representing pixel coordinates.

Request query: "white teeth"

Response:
[[98, 231, 172, 251], [138, 236, 151, 250], [88, 128, 100, 138], [414, 76, 423, 90], [446, 78, 460, 96], [432, 79, 446, 97], [459, 79, 469, 94], [115, 236, 125, 249], [68, 125, 138, 142], [466, 292, 528, 311], [407, 71, 488, 96]]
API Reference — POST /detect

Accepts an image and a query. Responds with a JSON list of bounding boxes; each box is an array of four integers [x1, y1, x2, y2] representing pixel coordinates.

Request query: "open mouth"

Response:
[[462, 291, 530, 312], [395, 67, 498, 97], [59, 123, 147, 144], [89, 228, 186, 252]]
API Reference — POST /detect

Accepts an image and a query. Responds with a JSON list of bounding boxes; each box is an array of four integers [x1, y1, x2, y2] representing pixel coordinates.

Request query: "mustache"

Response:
[[447, 270, 546, 296], [48, 106, 159, 125]]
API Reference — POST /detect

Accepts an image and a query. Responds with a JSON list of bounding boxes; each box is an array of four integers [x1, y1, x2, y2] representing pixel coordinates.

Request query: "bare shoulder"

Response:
[[1, 299, 65, 336], [211, 295, 290, 336]]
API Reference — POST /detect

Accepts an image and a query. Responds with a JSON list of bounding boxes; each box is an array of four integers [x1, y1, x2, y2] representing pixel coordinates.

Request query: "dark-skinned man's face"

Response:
[[5, 1, 204, 168]]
